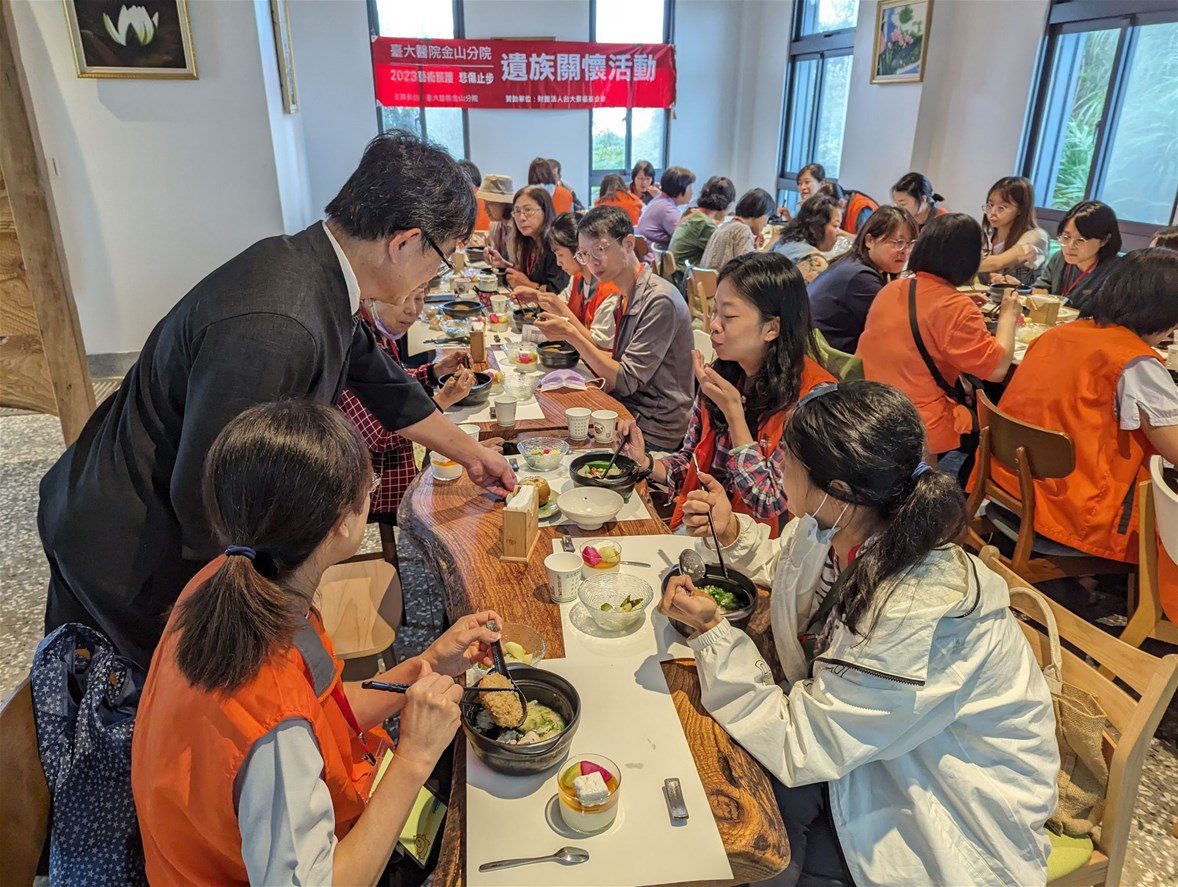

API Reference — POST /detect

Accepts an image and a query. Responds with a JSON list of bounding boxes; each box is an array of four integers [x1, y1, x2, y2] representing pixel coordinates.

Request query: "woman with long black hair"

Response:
[[494, 185, 570, 293], [618, 252, 835, 536], [660, 381, 1057, 887]]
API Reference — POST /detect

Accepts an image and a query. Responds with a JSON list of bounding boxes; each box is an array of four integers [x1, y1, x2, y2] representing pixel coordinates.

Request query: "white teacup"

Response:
[[494, 395, 518, 427], [566, 407, 592, 441], [592, 409, 618, 443], [544, 552, 582, 603]]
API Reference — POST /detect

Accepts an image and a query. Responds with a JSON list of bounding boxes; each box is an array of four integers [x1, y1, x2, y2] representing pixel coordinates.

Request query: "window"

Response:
[[1023, 0, 1177, 245], [369, 0, 468, 160], [589, 0, 673, 193], [777, 0, 858, 212]]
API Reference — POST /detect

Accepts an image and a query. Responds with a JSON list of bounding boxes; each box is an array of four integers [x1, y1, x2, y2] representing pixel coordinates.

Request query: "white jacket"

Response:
[[688, 516, 1059, 886]]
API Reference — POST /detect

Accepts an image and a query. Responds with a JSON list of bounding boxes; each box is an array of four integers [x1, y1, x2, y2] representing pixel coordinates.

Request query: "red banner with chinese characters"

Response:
[[371, 37, 675, 110]]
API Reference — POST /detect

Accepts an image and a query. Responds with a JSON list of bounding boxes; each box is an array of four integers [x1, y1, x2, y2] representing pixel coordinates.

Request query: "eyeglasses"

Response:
[[511, 206, 541, 219], [886, 238, 917, 251], [422, 230, 453, 272], [370, 473, 382, 495], [574, 238, 625, 264], [1057, 233, 1090, 247], [983, 203, 1013, 216]]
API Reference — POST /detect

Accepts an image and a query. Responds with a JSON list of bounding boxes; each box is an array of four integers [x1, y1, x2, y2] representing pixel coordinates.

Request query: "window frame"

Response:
[[587, 0, 675, 191], [366, 0, 470, 159], [776, 0, 857, 200], [1020, 0, 1177, 250]]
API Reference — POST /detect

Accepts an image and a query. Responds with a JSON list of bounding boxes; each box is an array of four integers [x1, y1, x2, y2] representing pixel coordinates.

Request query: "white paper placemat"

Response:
[[465, 654, 733, 886], [550, 535, 703, 663], [510, 451, 650, 527], [445, 396, 546, 425]]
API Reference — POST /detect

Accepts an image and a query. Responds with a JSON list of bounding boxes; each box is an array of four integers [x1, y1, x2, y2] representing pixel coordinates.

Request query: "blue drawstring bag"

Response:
[[30, 624, 147, 885]]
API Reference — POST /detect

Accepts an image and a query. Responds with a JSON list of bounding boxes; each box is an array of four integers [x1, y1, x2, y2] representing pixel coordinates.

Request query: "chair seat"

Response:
[[981, 502, 1091, 558], [1046, 830, 1094, 882]]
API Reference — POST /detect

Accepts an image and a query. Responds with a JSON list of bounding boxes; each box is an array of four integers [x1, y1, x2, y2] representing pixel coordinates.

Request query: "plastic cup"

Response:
[[494, 395, 518, 427], [544, 552, 582, 603], [429, 451, 462, 482], [591, 410, 618, 443], [566, 407, 591, 441]]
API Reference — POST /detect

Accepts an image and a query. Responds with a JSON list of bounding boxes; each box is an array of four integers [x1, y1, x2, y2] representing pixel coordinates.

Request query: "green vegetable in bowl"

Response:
[[699, 584, 739, 612], [601, 594, 644, 613]]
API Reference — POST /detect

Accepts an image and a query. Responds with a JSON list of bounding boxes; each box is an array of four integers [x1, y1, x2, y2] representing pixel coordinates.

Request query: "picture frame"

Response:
[[871, 0, 933, 84], [62, 0, 197, 79], [269, 0, 299, 114]]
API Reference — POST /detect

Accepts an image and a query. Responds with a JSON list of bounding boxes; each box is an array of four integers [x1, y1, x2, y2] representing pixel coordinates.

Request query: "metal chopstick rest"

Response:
[[663, 777, 689, 821]]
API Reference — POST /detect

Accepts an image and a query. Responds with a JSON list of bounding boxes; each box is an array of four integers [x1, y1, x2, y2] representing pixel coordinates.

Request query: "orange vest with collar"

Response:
[[670, 357, 835, 538], [132, 557, 377, 886], [985, 320, 1162, 562]]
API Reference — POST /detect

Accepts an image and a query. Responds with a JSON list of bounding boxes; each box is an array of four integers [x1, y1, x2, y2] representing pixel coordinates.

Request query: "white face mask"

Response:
[[778, 493, 850, 597]]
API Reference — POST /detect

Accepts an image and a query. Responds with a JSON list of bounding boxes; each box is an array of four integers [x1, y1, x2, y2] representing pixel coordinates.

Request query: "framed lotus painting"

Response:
[[63, 0, 198, 79], [872, 0, 933, 84]]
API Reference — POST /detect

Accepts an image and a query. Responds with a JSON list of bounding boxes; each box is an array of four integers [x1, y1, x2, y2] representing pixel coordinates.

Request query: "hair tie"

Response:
[[797, 381, 838, 408], [912, 462, 932, 479], [224, 545, 257, 562]]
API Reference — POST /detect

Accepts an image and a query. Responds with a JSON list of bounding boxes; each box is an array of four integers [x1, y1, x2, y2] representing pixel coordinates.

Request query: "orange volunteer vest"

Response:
[[474, 196, 491, 232], [568, 275, 621, 330], [987, 320, 1162, 562], [552, 186, 575, 215], [596, 190, 643, 226], [670, 357, 835, 538], [843, 191, 879, 235], [132, 558, 379, 886]]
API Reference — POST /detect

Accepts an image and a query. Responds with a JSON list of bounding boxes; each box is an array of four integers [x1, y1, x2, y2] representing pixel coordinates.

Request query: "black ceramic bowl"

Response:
[[511, 305, 541, 333], [437, 371, 492, 407], [442, 299, 484, 320], [466, 246, 485, 264], [538, 340, 579, 369], [661, 564, 757, 637], [569, 452, 639, 500], [462, 665, 581, 776], [987, 283, 1016, 305]]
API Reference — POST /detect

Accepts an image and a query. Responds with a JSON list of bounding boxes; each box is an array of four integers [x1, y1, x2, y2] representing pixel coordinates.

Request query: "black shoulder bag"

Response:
[[907, 278, 980, 435]]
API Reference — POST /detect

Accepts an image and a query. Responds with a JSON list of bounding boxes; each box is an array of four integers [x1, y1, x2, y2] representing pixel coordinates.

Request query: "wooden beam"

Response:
[[0, 0, 95, 443]]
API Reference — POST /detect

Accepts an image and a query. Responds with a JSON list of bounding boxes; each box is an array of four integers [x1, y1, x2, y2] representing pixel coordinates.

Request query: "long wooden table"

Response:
[[398, 392, 790, 886]]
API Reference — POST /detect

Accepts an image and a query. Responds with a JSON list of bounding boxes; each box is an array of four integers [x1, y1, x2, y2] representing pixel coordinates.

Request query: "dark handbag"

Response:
[[907, 278, 980, 435]]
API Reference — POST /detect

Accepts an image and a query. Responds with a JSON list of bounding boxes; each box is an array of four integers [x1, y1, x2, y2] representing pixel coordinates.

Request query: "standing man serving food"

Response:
[[38, 132, 516, 668], [535, 205, 694, 450]]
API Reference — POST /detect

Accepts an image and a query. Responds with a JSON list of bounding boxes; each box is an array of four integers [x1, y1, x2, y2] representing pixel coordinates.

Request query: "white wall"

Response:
[[11, 0, 296, 354]]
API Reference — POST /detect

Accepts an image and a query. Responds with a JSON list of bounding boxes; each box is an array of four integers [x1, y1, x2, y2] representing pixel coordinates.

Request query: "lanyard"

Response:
[[613, 265, 648, 348], [1061, 262, 1094, 299], [330, 682, 377, 765]]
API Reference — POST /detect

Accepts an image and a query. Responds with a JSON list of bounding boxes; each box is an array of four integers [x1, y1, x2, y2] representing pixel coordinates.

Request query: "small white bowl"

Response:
[[577, 538, 623, 579], [556, 488, 624, 531]]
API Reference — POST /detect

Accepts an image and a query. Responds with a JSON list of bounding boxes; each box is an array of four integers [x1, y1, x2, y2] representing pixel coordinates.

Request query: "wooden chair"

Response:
[[632, 235, 651, 264], [0, 678, 50, 885], [660, 249, 679, 282], [965, 391, 1134, 584], [316, 557, 402, 679], [685, 266, 718, 325], [980, 547, 1178, 887], [1118, 460, 1178, 649]]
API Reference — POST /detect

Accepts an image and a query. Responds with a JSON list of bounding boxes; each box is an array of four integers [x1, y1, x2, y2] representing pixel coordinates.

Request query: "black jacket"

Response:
[[39, 223, 436, 667]]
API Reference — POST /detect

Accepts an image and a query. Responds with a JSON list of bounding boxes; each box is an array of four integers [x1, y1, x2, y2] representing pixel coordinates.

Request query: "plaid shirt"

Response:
[[660, 396, 791, 521], [338, 333, 434, 516]]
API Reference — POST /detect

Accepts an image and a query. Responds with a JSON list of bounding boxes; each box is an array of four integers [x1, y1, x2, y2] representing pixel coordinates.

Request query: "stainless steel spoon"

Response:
[[479, 846, 590, 872], [678, 548, 706, 583]]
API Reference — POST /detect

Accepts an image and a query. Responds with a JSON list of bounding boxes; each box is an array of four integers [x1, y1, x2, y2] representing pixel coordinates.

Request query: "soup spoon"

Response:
[[479, 846, 590, 872]]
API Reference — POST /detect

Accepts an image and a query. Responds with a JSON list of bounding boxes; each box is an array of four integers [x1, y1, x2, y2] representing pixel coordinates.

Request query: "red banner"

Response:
[[371, 37, 675, 110]]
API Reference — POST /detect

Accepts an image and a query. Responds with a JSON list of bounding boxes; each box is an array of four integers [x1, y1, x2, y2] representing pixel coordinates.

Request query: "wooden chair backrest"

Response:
[[688, 266, 718, 321], [661, 250, 678, 280], [0, 678, 50, 884], [980, 547, 1178, 886], [977, 390, 1074, 479], [633, 235, 651, 263]]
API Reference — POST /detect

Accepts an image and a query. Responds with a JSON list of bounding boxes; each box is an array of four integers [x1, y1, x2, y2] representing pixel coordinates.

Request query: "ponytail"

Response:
[[174, 555, 309, 692], [172, 400, 370, 692], [782, 381, 968, 646]]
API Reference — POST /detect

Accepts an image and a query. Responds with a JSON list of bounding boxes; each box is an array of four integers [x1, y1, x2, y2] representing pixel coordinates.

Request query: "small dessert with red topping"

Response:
[[558, 755, 621, 833]]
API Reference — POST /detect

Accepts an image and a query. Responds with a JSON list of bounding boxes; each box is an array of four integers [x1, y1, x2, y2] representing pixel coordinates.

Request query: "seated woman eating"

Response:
[[701, 187, 776, 272], [858, 213, 1019, 467], [807, 205, 917, 353], [793, 163, 877, 234], [1033, 200, 1121, 311], [629, 159, 659, 205], [132, 400, 504, 886], [891, 172, 946, 232], [513, 211, 621, 349], [987, 249, 1178, 563], [659, 380, 1058, 887], [636, 165, 696, 252], [771, 195, 842, 281], [488, 186, 570, 293], [595, 173, 643, 225], [617, 252, 834, 537], [668, 175, 735, 272], [978, 176, 1048, 286], [339, 289, 476, 522]]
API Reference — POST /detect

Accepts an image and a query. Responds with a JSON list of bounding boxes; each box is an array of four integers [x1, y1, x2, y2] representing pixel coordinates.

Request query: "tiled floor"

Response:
[[3, 392, 1175, 883]]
